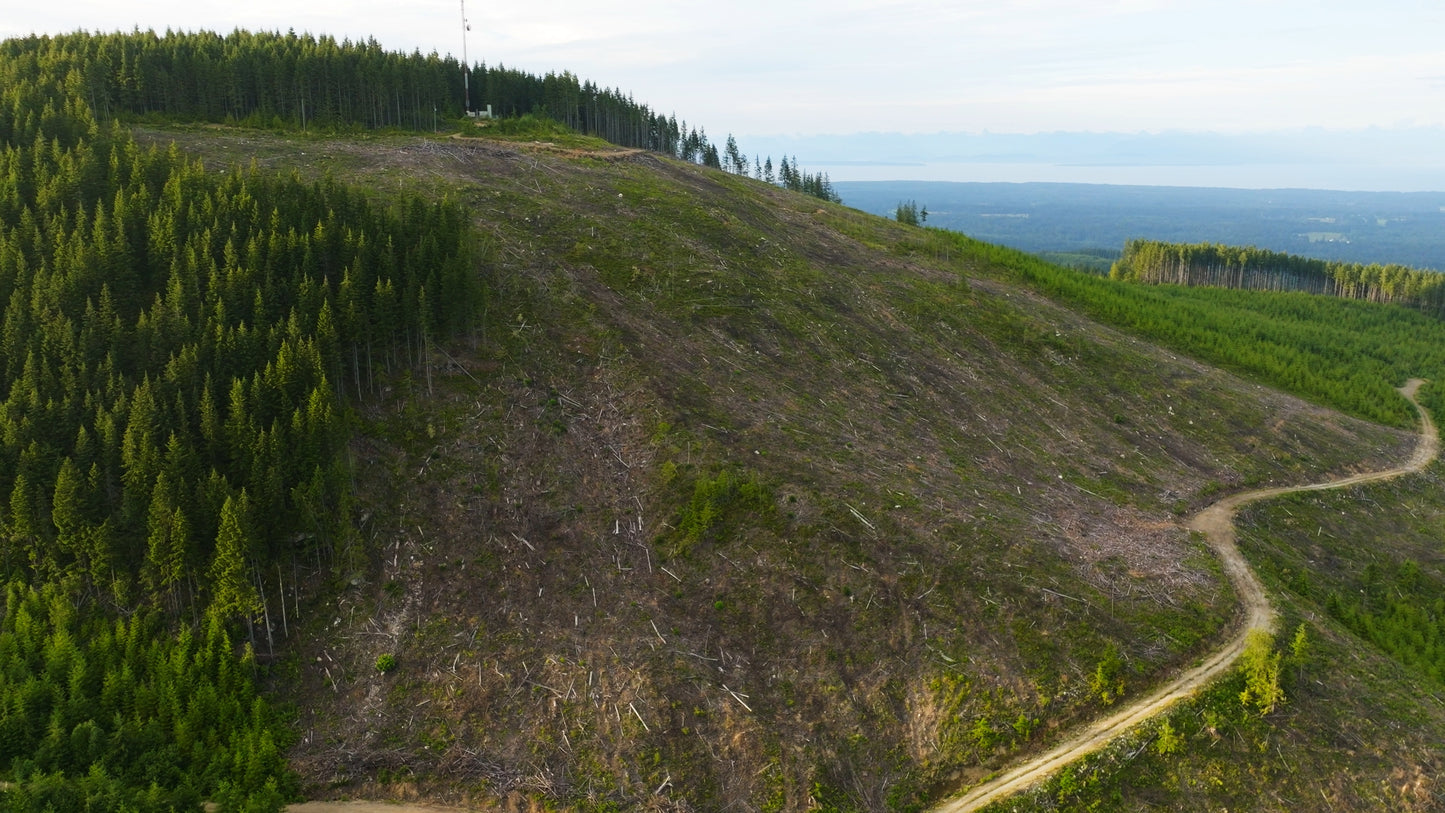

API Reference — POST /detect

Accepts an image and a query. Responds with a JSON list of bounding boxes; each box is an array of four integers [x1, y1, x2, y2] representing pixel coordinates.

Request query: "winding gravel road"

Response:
[[932, 379, 1438, 812]]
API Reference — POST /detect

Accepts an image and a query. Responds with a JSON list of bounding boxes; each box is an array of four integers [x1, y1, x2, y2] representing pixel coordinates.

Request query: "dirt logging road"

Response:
[[933, 379, 1438, 812]]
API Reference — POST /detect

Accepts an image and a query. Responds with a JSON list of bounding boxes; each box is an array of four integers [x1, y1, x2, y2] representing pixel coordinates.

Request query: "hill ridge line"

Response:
[[933, 378, 1438, 812]]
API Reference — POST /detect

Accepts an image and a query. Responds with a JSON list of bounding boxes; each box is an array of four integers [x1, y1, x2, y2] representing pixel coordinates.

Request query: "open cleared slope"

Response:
[[991, 461, 1445, 812], [947, 381, 1437, 811], [141, 126, 1435, 811]]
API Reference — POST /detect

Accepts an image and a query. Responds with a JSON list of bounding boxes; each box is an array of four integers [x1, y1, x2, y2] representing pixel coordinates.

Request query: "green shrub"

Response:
[[483, 113, 575, 140], [674, 470, 775, 554]]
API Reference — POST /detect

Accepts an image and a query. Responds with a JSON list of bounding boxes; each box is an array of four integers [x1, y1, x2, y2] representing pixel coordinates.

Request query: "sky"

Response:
[[6, 1, 1445, 187]]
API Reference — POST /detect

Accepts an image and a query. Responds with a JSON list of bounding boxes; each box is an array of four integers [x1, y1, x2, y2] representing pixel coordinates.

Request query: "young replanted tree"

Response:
[[1288, 622, 1312, 683], [1154, 718, 1183, 755], [1239, 629, 1284, 715]]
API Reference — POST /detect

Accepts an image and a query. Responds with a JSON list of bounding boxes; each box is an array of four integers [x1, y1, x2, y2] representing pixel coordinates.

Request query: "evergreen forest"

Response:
[[0, 29, 480, 811], [1111, 239, 1445, 315], [0, 29, 837, 203]]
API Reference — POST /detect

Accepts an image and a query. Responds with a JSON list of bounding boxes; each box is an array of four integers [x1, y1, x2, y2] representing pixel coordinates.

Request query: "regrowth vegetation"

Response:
[[990, 467, 1445, 811], [954, 234, 1445, 426]]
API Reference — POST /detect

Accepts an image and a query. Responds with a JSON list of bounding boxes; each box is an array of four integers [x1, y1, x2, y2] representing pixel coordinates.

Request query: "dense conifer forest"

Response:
[[0, 29, 482, 811], [1110, 239, 1445, 314], [0, 29, 838, 202], [3, 29, 668, 145]]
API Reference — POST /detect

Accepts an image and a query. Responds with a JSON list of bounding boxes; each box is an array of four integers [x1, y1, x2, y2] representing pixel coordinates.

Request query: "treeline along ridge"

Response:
[[1, 29, 839, 201], [1111, 239, 1445, 315]]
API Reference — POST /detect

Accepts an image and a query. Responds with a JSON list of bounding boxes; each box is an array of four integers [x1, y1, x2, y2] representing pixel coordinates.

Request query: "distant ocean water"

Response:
[[814, 161, 1445, 193]]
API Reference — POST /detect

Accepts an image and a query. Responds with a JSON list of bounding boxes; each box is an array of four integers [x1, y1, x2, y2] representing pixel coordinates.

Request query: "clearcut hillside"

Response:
[[139, 125, 1441, 811]]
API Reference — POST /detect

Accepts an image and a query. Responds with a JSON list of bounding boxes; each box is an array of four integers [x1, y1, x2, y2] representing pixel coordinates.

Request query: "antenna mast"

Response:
[[460, 0, 472, 115]]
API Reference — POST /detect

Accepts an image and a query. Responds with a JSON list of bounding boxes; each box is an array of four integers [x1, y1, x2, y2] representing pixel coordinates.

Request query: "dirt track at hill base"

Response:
[[931, 379, 1437, 812]]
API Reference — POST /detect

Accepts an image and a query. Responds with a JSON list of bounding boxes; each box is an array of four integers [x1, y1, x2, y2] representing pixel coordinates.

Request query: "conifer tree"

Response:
[[1239, 629, 1284, 715], [207, 491, 261, 631], [144, 475, 189, 608]]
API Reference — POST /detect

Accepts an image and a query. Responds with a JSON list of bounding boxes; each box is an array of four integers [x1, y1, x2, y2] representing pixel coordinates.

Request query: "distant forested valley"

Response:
[[836, 180, 1445, 272]]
